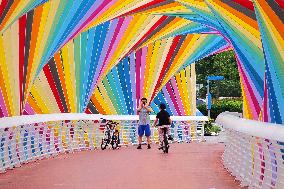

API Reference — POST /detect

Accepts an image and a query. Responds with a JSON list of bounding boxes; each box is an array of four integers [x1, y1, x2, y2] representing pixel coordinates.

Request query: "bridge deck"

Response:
[[0, 143, 241, 189]]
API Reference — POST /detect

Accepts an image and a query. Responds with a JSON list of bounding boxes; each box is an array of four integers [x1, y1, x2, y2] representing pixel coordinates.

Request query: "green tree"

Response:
[[196, 50, 241, 99]]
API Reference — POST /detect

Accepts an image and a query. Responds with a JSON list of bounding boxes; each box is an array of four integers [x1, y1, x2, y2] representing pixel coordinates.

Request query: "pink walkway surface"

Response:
[[0, 143, 241, 189]]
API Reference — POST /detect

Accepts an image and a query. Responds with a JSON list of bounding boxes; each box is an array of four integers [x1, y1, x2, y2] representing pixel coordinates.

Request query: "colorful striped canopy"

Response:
[[0, 0, 283, 124]]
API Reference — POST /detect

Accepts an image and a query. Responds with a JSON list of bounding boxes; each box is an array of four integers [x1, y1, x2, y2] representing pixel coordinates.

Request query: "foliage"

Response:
[[198, 99, 243, 120], [196, 50, 242, 98], [204, 119, 221, 136]]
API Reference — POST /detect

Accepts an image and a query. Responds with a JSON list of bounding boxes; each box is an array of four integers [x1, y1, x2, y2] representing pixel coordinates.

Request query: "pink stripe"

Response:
[[140, 46, 147, 98], [0, 89, 8, 117], [23, 103, 35, 115], [209, 44, 231, 56], [236, 57, 259, 119], [217, 32, 262, 108], [166, 83, 181, 115], [263, 73, 268, 122], [135, 49, 142, 101], [170, 78, 185, 115], [100, 16, 132, 77]]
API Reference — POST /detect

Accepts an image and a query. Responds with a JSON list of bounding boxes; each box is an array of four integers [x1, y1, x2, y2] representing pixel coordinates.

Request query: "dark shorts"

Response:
[[138, 124, 151, 137]]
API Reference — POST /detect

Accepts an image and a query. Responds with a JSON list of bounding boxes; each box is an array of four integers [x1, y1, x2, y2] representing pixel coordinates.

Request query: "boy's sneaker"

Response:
[[147, 144, 151, 149], [137, 145, 142, 149]]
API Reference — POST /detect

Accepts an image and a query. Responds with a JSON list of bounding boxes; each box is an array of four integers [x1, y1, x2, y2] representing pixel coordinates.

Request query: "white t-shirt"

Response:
[[138, 107, 150, 125]]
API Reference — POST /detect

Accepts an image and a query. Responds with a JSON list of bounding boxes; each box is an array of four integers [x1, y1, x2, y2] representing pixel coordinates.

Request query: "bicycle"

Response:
[[157, 125, 170, 153], [101, 121, 120, 150]]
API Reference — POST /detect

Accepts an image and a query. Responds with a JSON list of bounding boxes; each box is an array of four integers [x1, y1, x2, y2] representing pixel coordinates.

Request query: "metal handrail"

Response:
[[216, 112, 284, 189], [0, 114, 207, 173], [0, 113, 208, 127], [216, 112, 284, 141]]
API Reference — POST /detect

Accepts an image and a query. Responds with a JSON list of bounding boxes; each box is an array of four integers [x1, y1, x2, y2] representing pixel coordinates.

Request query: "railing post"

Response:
[[217, 112, 284, 189], [0, 114, 209, 174]]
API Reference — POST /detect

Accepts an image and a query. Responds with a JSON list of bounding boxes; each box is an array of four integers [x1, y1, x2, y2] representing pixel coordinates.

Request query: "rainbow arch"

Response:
[[0, 0, 283, 124]]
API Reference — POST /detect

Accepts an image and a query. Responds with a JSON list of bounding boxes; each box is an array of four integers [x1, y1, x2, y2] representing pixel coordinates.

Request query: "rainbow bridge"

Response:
[[0, 0, 283, 188]]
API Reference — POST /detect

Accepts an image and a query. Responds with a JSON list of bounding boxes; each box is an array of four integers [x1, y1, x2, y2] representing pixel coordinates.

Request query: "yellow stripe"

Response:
[[61, 44, 75, 112], [190, 64, 196, 115], [11, 22, 20, 115], [32, 72, 60, 113], [97, 83, 117, 114], [185, 66, 192, 115], [30, 86, 50, 114], [146, 40, 160, 99], [179, 69, 191, 114], [148, 39, 168, 98], [178, 0, 211, 12], [86, 0, 153, 30], [144, 43, 153, 98], [254, 2, 284, 60], [60, 48, 70, 111], [93, 88, 111, 114], [2, 26, 17, 115], [0, 36, 13, 116]]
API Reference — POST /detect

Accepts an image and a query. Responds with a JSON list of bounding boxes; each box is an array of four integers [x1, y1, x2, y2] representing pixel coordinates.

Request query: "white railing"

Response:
[[216, 112, 284, 189], [0, 113, 207, 173]]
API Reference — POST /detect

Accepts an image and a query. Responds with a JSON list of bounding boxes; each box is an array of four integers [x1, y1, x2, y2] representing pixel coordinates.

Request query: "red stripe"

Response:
[[19, 15, 26, 114], [129, 16, 168, 52], [0, 0, 8, 18], [85, 108, 92, 114], [232, 0, 254, 11], [150, 36, 181, 102], [43, 65, 65, 112], [275, 0, 284, 9]]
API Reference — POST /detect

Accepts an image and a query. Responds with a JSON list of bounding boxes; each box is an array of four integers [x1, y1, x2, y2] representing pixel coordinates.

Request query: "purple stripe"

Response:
[[23, 103, 35, 115], [135, 49, 142, 101], [162, 87, 178, 115], [170, 77, 185, 115], [140, 46, 147, 98], [0, 89, 8, 117], [100, 16, 132, 77], [166, 83, 181, 115]]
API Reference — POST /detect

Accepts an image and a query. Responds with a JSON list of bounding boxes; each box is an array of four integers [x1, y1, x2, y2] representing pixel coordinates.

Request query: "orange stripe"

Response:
[[91, 96, 106, 114], [54, 52, 70, 112], [27, 95, 43, 114], [256, 0, 284, 39], [24, 5, 43, 101]]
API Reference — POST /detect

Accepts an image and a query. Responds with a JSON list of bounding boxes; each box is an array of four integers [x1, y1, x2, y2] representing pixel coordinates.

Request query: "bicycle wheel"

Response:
[[111, 135, 119, 150], [101, 139, 108, 150], [163, 132, 169, 153]]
